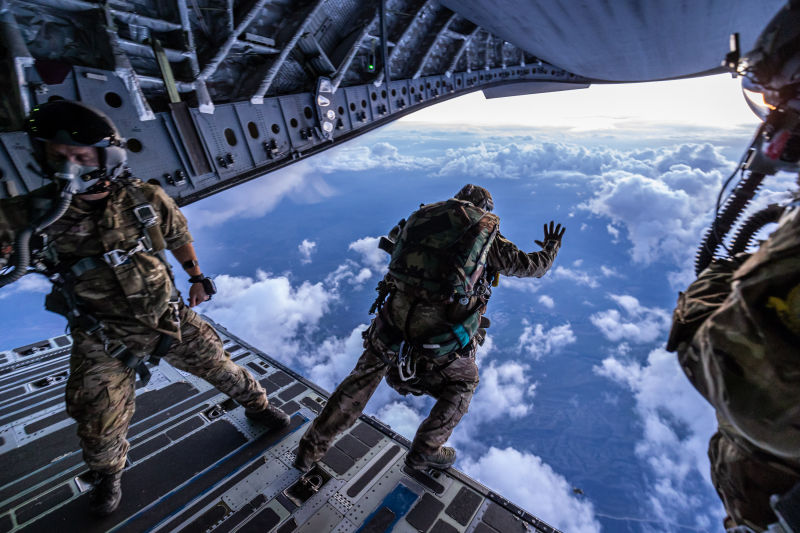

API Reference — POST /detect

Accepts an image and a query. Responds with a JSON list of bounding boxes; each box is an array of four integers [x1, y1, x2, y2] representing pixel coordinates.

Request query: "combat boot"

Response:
[[245, 403, 291, 431], [88, 470, 123, 516], [405, 446, 456, 471], [292, 442, 315, 473]]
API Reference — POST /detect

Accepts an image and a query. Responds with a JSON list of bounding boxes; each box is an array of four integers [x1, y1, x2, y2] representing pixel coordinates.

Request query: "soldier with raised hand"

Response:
[[0, 100, 290, 516], [293, 184, 565, 473]]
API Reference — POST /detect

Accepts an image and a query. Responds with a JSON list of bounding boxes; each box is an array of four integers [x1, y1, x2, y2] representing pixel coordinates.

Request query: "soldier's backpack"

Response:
[[388, 198, 499, 304]]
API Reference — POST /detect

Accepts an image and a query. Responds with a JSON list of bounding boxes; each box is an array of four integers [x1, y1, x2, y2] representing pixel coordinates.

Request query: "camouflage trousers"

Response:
[[65, 304, 268, 475], [297, 293, 480, 464], [709, 417, 800, 531]]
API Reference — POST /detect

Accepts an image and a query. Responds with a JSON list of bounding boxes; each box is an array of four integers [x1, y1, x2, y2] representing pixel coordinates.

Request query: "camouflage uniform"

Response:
[[296, 230, 558, 465], [1, 179, 269, 475], [668, 199, 800, 529]]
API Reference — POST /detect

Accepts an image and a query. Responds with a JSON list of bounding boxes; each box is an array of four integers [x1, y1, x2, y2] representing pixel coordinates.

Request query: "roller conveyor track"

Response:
[[0, 318, 560, 533]]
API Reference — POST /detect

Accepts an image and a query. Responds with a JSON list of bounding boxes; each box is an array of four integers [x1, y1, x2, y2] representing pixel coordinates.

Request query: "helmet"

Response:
[[454, 184, 494, 211], [25, 100, 127, 193], [738, 2, 800, 170], [739, 2, 800, 112]]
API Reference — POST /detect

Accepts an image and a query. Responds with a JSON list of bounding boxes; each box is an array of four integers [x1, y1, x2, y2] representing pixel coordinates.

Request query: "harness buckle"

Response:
[[84, 319, 103, 335], [133, 204, 158, 228], [102, 249, 129, 267]]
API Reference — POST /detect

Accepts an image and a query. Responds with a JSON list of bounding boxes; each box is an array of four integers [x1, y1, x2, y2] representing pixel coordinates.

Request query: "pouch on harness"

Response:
[[385, 199, 498, 359]]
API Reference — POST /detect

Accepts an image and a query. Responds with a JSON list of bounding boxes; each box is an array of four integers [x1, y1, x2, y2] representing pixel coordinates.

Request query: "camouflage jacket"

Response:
[[486, 232, 558, 278], [669, 198, 800, 464], [0, 178, 192, 337]]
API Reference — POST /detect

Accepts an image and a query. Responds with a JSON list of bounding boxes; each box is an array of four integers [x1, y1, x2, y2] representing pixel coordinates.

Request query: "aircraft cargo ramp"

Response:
[[0, 317, 559, 533]]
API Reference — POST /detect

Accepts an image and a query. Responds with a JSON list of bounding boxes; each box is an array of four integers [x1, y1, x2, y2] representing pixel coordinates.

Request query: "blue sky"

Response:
[[3, 74, 797, 532]]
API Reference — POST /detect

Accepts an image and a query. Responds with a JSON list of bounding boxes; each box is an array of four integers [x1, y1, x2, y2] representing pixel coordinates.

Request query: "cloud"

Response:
[[469, 359, 537, 421], [183, 161, 334, 229], [348, 236, 388, 271], [298, 239, 316, 264], [594, 348, 722, 529], [461, 447, 601, 533], [376, 402, 423, 441], [324, 262, 373, 289], [300, 323, 369, 392], [538, 294, 554, 309], [202, 270, 336, 363], [435, 141, 631, 179], [517, 322, 577, 360], [606, 224, 620, 242], [590, 294, 671, 344], [447, 355, 538, 452], [319, 142, 436, 172], [501, 265, 598, 294], [600, 265, 622, 278], [551, 266, 599, 288], [0, 274, 51, 299]]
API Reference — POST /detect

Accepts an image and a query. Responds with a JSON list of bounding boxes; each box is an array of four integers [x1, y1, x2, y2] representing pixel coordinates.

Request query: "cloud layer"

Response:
[[595, 348, 722, 530], [462, 447, 601, 533]]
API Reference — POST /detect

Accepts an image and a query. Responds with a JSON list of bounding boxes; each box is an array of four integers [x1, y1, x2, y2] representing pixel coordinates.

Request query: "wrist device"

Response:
[[188, 274, 217, 297]]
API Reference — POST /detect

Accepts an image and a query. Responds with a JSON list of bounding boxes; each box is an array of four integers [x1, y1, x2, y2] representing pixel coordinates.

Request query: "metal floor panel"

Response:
[[0, 317, 560, 533]]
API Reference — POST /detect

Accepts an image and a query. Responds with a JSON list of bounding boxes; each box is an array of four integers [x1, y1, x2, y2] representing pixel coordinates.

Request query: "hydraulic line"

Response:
[[0, 190, 73, 287]]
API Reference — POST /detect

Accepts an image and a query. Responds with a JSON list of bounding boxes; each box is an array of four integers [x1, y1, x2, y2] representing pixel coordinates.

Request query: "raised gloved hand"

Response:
[[534, 221, 565, 252]]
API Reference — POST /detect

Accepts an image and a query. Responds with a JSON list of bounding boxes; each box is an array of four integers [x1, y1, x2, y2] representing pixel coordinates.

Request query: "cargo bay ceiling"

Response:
[[0, 0, 787, 203]]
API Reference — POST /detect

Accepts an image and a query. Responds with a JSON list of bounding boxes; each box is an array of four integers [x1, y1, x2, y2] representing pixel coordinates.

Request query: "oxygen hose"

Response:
[[694, 170, 767, 275], [0, 189, 73, 288], [729, 203, 786, 256]]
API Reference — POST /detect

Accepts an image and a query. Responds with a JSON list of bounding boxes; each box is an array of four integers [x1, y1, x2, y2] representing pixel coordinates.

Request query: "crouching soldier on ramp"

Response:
[[293, 184, 565, 472], [0, 101, 290, 516]]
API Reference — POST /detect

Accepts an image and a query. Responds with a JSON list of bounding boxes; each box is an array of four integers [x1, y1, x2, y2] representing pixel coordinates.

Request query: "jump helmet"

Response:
[[25, 100, 128, 193], [454, 184, 494, 212]]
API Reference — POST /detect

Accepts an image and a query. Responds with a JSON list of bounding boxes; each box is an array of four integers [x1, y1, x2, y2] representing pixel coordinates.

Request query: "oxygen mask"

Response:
[[47, 158, 103, 195]]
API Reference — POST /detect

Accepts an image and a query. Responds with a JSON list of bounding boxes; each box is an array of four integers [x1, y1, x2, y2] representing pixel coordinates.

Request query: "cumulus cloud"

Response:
[[551, 266, 599, 288], [319, 142, 435, 172], [348, 236, 387, 271], [298, 239, 316, 264], [590, 294, 671, 344], [572, 143, 738, 286], [0, 275, 51, 299], [449, 357, 538, 453], [469, 359, 537, 421], [300, 324, 369, 392], [376, 402, 424, 440], [325, 262, 373, 289], [502, 265, 598, 294], [538, 294, 555, 309], [184, 161, 334, 229], [594, 348, 722, 529], [462, 447, 601, 533], [202, 270, 335, 363], [436, 141, 631, 179], [600, 265, 622, 278], [517, 322, 577, 360]]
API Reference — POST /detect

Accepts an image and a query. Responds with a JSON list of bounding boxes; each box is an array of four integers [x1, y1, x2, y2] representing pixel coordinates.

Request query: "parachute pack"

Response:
[[388, 198, 499, 303]]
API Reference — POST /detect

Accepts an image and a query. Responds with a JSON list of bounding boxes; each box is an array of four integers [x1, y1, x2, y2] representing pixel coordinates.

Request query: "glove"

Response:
[[534, 221, 565, 252]]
